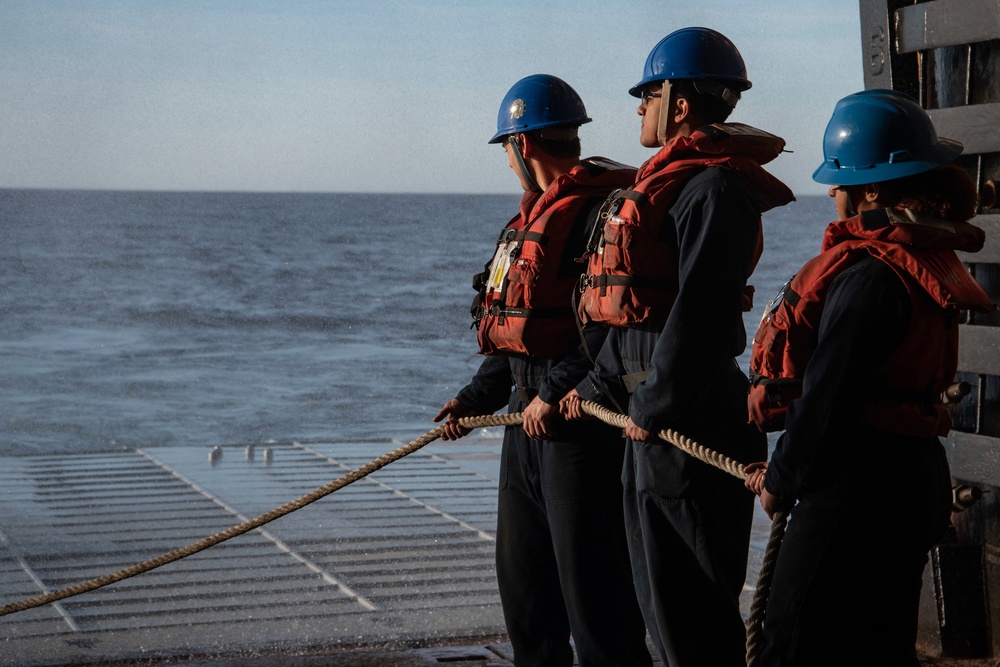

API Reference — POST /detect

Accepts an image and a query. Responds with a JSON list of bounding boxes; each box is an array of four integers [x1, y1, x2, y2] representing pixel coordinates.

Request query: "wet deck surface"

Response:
[[0, 435, 768, 666]]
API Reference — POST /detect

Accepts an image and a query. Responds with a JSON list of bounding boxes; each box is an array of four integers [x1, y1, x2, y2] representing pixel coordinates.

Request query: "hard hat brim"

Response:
[[488, 117, 592, 144], [628, 76, 751, 98], [812, 137, 963, 185]]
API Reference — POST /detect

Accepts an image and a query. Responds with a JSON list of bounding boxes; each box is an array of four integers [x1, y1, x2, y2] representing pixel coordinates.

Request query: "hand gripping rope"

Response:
[[0, 401, 786, 667]]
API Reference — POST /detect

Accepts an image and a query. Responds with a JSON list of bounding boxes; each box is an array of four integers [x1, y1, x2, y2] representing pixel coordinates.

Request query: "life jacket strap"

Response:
[[751, 371, 942, 408], [584, 273, 674, 296], [491, 305, 575, 320], [621, 189, 647, 205], [749, 372, 802, 405], [501, 227, 548, 246]]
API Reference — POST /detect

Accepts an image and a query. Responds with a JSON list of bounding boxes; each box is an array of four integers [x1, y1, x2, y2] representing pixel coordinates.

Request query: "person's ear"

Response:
[[864, 183, 880, 203], [674, 96, 690, 124], [517, 133, 534, 158]]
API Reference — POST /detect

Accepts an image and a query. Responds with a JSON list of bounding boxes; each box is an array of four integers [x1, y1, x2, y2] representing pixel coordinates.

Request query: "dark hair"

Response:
[[879, 164, 979, 222], [527, 133, 582, 159], [672, 80, 735, 123]]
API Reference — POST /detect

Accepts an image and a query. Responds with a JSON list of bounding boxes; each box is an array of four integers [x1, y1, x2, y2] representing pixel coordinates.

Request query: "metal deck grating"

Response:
[[0, 437, 507, 666]]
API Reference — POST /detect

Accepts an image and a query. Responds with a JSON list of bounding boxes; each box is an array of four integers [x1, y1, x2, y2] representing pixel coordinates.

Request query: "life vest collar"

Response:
[[824, 208, 987, 254], [638, 122, 787, 179]]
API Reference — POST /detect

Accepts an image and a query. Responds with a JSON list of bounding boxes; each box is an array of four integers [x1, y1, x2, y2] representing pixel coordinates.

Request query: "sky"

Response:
[[0, 0, 865, 196]]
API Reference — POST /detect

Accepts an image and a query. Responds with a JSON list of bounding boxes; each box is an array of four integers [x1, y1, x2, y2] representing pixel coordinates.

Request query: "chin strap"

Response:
[[509, 134, 542, 192], [656, 80, 741, 146], [656, 81, 673, 147]]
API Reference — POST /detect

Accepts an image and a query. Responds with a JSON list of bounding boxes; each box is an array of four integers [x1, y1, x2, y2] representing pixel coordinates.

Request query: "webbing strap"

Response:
[[493, 306, 574, 319], [515, 230, 548, 246], [783, 286, 801, 308], [591, 274, 673, 290], [622, 189, 647, 205]]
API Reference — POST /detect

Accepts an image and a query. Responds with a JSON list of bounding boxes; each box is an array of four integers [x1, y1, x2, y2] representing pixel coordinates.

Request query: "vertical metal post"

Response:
[[858, 0, 920, 96]]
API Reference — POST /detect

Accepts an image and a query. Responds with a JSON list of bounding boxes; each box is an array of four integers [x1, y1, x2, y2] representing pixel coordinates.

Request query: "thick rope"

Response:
[[581, 401, 749, 480], [0, 412, 521, 617], [0, 401, 785, 667], [745, 509, 787, 664], [581, 400, 784, 666]]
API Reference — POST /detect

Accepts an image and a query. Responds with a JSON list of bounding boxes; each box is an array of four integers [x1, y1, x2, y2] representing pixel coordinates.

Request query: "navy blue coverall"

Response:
[[456, 329, 652, 667], [578, 166, 767, 666], [760, 256, 952, 666]]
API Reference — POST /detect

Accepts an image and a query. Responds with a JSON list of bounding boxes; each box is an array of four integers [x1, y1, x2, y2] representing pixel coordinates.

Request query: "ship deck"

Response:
[[0, 434, 972, 667]]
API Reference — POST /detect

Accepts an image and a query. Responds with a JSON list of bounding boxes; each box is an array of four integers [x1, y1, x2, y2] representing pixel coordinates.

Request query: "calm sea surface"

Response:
[[0, 189, 833, 456]]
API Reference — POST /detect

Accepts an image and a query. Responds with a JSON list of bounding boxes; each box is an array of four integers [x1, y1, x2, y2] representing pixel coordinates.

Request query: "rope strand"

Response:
[[0, 401, 783, 667], [745, 509, 787, 664], [0, 413, 518, 617]]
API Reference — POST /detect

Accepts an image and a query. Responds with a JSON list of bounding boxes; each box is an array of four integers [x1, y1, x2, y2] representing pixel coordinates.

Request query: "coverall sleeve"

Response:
[[537, 323, 609, 405], [764, 257, 910, 500], [455, 354, 514, 415], [629, 169, 760, 432]]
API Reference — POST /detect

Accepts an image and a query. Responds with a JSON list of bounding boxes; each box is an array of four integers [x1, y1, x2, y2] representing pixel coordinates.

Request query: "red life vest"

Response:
[[748, 208, 995, 436], [577, 123, 794, 327], [472, 157, 637, 357]]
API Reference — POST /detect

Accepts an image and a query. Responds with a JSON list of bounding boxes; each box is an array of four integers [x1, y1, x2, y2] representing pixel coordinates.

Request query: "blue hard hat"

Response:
[[628, 27, 751, 98], [488, 74, 592, 144], [812, 89, 963, 185]]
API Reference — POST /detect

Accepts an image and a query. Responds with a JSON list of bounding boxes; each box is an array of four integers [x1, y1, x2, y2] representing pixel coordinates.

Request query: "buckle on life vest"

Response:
[[599, 189, 627, 221], [582, 189, 628, 257], [488, 302, 506, 325], [578, 273, 609, 296], [750, 372, 800, 407]]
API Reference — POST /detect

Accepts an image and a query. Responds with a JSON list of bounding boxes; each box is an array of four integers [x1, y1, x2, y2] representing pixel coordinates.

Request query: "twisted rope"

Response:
[[581, 400, 784, 666], [581, 401, 749, 480], [744, 509, 787, 665], [0, 412, 521, 617], [0, 401, 784, 667]]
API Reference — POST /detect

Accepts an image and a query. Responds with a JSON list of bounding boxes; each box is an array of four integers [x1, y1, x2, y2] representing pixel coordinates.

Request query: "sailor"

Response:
[[744, 89, 995, 665], [561, 28, 794, 665], [434, 74, 652, 667]]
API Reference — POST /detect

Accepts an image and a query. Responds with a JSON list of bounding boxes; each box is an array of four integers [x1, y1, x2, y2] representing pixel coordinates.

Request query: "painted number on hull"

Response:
[[869, 23, 886, 76]]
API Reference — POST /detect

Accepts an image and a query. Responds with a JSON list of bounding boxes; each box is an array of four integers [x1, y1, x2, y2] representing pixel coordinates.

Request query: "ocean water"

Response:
[[0, 189, 834, 457]]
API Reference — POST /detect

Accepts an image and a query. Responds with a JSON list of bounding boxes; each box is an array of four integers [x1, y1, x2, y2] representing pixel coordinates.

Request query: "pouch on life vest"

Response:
[[577, 123, 793, 327], [748, 209, 996, 436], [471, 157, 637, 356], [471, 222, 577, 357]]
